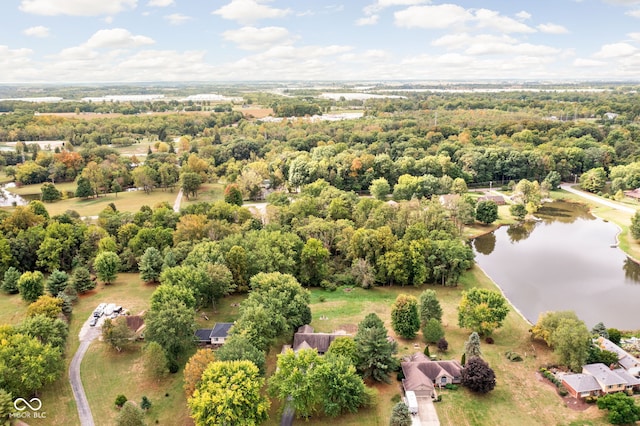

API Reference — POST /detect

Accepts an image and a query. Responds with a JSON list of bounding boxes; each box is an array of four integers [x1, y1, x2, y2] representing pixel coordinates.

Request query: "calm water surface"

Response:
[[473, 201, 640, 330]]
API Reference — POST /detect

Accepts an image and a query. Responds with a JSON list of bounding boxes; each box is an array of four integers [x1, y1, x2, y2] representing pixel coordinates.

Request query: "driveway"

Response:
[[69, 315, 102, 426], [560, 184, 637, 215], [415, 396, 440, 426]]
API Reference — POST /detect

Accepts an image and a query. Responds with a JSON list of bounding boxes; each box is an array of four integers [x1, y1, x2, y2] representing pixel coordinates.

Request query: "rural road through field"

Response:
[[560, 184, 637, 214], [70, 316, 101, 426]]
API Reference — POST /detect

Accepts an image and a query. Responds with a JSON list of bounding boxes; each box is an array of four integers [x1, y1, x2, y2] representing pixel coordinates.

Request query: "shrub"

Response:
[[115, 394, 127, 408], [437, 337, 449, 352], [444, 383, 458, 390], [558, 387, 568, 397], [505, 351, 523, 362], [485, 337, 494, 344]]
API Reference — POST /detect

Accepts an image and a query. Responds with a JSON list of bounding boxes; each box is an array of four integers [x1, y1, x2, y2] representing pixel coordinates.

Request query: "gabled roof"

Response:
[[597, 337, 640, 370], [401, 352, 462, 391], [613, 368, 640, 387], [195, 329, 212, 342], [124, 315, 145, 333], [292, 325, 349, 353], [582, 363, 627, 387], [562, 373, 601, 393], [210, 322, 233, 339]]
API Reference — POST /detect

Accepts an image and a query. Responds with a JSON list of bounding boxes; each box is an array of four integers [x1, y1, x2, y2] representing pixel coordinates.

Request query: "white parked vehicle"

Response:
[[104, 303, 117, 316], [406, 391, 418, 415]]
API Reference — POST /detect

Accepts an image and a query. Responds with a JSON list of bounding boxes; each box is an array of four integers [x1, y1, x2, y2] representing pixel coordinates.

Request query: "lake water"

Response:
[[473, 201, 640, 330], [0, 183, 28, 207]]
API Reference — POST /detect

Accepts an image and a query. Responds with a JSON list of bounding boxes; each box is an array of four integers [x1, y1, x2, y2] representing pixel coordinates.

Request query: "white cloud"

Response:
[[628, 32, 640, 41], [516, 11, 531, 20], [474, 9, 535, 33], [363, 0, 429, 15], [625, 9, 640, 17], [537, 23, 569, 34], [394, 4, 472, 29], [20, 0, 136, 16], [593, 42, 637, 58], [394, 5, 534, 33], [23, 26, 50, 38], [222, 26, 293, 50], [573, 58, 607, 67], [356, 15, 379, 25], [432, 33, 516, 49], [213, 0, 291, 25], [85, 29, 155, 49], [432, 33, 558, 57], [165, 13, 192, 25], [147, 0, 173, 6]]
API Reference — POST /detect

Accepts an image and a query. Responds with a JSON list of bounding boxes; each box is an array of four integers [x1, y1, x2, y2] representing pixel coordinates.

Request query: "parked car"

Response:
[[93, 303, 107, 317], [104, 303, 116, 316], [114, 306, 123, 313], [89, 316, 98, 327]]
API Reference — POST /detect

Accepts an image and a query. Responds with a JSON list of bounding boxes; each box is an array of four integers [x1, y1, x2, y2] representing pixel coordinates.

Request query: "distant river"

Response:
[[473, 201, 640, 330]]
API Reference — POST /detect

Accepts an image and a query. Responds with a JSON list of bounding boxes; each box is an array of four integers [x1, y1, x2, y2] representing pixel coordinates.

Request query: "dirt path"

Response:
[[69, 316, 102, 426]]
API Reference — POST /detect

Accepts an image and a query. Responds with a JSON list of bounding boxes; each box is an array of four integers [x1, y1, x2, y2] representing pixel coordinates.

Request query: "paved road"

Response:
[[69, 316, 101, 426], [560, 184, 637, 214]]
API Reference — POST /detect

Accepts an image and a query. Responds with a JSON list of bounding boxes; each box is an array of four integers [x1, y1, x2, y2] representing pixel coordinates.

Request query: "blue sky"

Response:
[[2, 0, 640, 83]]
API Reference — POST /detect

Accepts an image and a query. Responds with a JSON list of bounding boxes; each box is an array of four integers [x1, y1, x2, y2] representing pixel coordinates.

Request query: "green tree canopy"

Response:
[[391, 294, 420, 339], [389, 402, 412, 426], [457, 288, 509, 336], [597, 392, 640, 425], [94, 251, 120, 284], [188, 360, 269, 426], [461, 356, 496, 393], [46, 269, 69, 296], [475, 200, 498, 225], [216, 334, 266, 375], [354, 313, 398, 383], [18, 270, 45, 302], [138, 246, 163, 284], [418, 289, 443, 325]]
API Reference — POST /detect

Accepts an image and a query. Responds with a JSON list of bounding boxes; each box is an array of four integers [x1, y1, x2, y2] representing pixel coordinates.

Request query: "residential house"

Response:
[[623, 188, 640, 201], [478, 195, 506, 205], [561, 373, 601, 399], [596, 336, 640, 371], [401, 352, 463, 399], [124, 315, 145, 340], [195, 322, 234, 347], [291, 324, 349, 354], [561, 363, 640, 399]]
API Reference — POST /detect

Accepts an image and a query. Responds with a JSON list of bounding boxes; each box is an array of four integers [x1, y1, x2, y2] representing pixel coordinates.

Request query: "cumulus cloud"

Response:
[[516, 11, 531, 20], [394, 4, 472, 29], [363, 0, 430, 16], [165, 13, 192, 25], [474, 9, 535, 33], [573, 58, 608, 67], [625, 9, 640, 17], [394, 5, 534, 33], [23, 26, 50, 38], [537, 23, 569, 34], [593, 42, 637, 58], [20, 0, 136, 16], [432, 33, 558, 57], [222, 26, 294, 50], [213, 0, 291, 25], [85, 29, 155, 49], [147, 0, 173, 6]]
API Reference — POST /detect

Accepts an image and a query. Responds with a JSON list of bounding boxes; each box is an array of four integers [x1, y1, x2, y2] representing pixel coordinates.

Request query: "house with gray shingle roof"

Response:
[[596, 336, 640, 371], [561, 373, 601, 399], [582, 363, 627, 394], [194, 322, 234, 347]]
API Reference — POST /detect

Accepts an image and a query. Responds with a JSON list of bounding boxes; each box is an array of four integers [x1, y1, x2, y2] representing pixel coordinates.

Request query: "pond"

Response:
[[473, 201, 640, 330], [0, 183, 28, 207]]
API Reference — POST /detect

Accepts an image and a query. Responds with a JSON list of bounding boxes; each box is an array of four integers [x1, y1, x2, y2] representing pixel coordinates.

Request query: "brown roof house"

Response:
[[478, 195, 506, 205], [401, 353, 463, 399], [290, 325, 350, 355]]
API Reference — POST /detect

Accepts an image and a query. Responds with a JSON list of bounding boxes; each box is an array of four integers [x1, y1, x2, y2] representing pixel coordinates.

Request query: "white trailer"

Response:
[[405, 391, 418, 415]]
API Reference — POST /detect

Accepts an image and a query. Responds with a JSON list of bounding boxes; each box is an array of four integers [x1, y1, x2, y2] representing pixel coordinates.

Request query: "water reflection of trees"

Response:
[[536, 201, 595, 224], [474, 233, 496, 255], [507, 221, 536, 243], [623, 257, 640, 283]]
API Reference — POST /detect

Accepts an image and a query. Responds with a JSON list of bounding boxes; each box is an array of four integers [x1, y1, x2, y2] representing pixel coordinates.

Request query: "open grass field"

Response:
[[38, 189, 178, 216], [7, 181, 76, 196], [180, 182, 224, 206]]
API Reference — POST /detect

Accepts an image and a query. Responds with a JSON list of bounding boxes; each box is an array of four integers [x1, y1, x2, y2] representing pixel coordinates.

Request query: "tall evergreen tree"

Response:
[[354, 313, 398, 383]]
